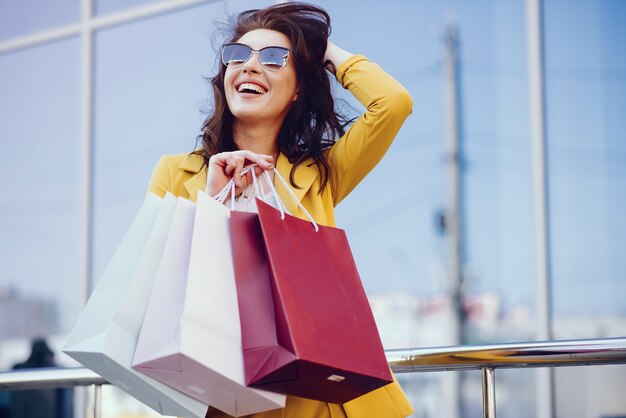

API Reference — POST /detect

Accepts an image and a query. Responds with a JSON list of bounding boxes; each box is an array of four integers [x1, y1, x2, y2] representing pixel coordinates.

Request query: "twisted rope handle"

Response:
[[265, 168, 319, 232], [210, 166, 254, 210], [209, 164, 319, 232]]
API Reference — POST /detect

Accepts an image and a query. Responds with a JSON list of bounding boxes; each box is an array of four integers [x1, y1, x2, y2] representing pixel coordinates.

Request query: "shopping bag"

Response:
[[133, 191, 285, 417], [231, 196, 393, 404], [63, 193, 208, 418]]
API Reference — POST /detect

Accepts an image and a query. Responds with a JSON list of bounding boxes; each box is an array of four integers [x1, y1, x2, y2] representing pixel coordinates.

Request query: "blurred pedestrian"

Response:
[[10, 338, 73, 418]]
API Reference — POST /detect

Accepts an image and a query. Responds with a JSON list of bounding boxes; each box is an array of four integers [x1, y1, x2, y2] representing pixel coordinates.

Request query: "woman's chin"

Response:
[[232, 109, 273, 123], [229, 101, 291, 125]]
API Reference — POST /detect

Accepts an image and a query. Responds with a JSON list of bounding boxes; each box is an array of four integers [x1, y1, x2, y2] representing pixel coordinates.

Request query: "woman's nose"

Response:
[[242, 51, 262, 73]]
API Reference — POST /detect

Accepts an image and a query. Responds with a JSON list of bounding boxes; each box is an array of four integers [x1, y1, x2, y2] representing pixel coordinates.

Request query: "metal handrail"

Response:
[[0, 367, 106, 418], [386, 336, 626, 372], [387, 337, 626, 418], [0, 367, 105, 389], [1, 337, 625, 418]]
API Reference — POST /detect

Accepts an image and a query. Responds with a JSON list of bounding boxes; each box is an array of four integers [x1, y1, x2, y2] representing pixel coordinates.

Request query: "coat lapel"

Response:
[[181, 154, 207, 200]]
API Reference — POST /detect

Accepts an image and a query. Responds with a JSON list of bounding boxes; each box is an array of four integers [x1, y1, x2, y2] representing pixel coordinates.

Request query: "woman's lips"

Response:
[[237, 82, 268, 94]]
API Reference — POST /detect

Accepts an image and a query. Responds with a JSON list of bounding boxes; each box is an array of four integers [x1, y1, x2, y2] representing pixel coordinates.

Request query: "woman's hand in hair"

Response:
[[207, 150, 275, 198], [323, 41, 353, 75]]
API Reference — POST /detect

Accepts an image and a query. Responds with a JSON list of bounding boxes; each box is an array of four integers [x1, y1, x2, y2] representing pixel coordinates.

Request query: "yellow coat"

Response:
[[147, 55, 414, 418]]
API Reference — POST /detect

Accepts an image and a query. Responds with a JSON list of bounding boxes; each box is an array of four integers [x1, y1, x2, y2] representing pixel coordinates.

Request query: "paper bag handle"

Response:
[[209, 166, 254, 209], [263, 168, 319, 232], [210, 165, 319, 232]]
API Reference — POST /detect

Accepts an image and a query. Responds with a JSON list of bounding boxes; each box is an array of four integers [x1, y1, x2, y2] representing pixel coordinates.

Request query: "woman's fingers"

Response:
[[216, 151, 273, 171], [229, 156, 245, 187], [234, 150, 274, 170], [231, 153, 274, 184], [207, 151, 275, 197]]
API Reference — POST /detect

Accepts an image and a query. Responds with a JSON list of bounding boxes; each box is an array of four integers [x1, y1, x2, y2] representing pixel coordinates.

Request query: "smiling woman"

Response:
[[146, 2, 413, 418]]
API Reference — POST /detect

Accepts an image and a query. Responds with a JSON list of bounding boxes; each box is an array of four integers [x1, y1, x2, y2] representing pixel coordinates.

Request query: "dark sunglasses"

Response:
[[221, 43, 292, 71]]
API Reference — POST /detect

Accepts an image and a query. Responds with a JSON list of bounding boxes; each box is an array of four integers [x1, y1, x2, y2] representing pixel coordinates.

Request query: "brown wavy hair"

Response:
[[195, 2, 350, 190]]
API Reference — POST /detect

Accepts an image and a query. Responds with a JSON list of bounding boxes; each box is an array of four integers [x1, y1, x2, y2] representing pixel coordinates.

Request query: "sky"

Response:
[[1, 0, 625, 339]]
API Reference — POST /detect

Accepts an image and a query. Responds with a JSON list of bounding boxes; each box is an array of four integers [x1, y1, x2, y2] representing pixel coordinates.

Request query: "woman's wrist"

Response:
[[324, 41, 353, 75]]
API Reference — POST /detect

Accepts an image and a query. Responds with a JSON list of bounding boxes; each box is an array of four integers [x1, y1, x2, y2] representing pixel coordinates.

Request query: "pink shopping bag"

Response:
[[231, 195, 392, 404]]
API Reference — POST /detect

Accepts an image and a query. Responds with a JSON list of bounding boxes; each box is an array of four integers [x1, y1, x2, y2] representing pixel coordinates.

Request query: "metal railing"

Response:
[[1, 337, 625, 418], [388, 337, 626, 417]]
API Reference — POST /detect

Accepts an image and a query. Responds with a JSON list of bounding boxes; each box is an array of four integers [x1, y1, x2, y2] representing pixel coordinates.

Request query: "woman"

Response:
[[148, 3, 413, 418]]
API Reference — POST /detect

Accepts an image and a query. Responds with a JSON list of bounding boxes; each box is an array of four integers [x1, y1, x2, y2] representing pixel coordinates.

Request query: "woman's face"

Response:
[[224, 29, 298, 126]]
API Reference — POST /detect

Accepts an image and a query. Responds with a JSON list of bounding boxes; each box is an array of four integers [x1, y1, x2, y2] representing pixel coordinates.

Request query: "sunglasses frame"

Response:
[[221, 43, 293, 71]]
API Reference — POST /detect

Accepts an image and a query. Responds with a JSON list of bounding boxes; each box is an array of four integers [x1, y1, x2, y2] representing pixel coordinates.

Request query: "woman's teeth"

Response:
[[238, 83, 267, 94]]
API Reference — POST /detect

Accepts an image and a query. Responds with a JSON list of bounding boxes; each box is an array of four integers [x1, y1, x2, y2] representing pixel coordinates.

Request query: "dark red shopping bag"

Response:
[[230, 199, 392, 404]]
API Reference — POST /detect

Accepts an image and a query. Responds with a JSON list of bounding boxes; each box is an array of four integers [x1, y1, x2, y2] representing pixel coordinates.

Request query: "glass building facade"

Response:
[[0, 0, 624, 417]]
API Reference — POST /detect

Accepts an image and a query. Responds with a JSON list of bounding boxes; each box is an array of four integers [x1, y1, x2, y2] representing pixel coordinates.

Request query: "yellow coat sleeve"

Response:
[[328, 55, 413, 206]]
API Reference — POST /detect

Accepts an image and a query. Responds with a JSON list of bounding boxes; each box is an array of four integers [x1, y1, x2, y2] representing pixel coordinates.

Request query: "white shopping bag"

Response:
[[63, 193, 208, 418], [133, 191, 285, 417]]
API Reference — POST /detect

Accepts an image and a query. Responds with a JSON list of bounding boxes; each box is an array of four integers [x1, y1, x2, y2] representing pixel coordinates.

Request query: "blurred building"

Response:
[[0, 284, 59, 340]]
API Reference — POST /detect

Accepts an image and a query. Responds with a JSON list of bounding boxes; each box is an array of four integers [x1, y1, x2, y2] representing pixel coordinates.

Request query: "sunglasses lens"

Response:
[[222, 44, 251, 66], [259, 47, 289, 70], [222, 44, 290, 70]]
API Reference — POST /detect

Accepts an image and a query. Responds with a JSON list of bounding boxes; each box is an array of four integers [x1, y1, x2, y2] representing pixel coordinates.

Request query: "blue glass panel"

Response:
[[455, 0, 534, 337], [545, 0, 626, 416], [449, 1, 535, 416], [92, 0, 270, 278], [0, 38, 81, 342], [545, 0, 626, 329], [95, 0, 159, 16], [0, 0, 78, 40], [95, 0, 263, 17]]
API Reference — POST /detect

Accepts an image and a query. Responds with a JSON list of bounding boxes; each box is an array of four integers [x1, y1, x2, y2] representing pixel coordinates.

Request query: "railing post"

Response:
[[93, 384, 102, 418], [482, 367, 496, 418]]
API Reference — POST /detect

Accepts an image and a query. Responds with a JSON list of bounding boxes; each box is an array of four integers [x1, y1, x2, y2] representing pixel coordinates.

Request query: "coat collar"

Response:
[[180, 152, 318, 212]]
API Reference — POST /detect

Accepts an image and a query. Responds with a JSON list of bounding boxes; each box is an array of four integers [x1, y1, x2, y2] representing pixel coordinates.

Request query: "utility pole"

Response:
[[442, 23, 465, 418], [526, 0, 556, 417]]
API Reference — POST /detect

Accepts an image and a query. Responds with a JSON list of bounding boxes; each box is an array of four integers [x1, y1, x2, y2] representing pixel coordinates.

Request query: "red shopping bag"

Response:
[[230, 199, 392, 404]]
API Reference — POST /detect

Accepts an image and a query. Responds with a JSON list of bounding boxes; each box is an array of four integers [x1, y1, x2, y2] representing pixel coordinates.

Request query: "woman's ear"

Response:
[[292, 90, 299, 102]]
